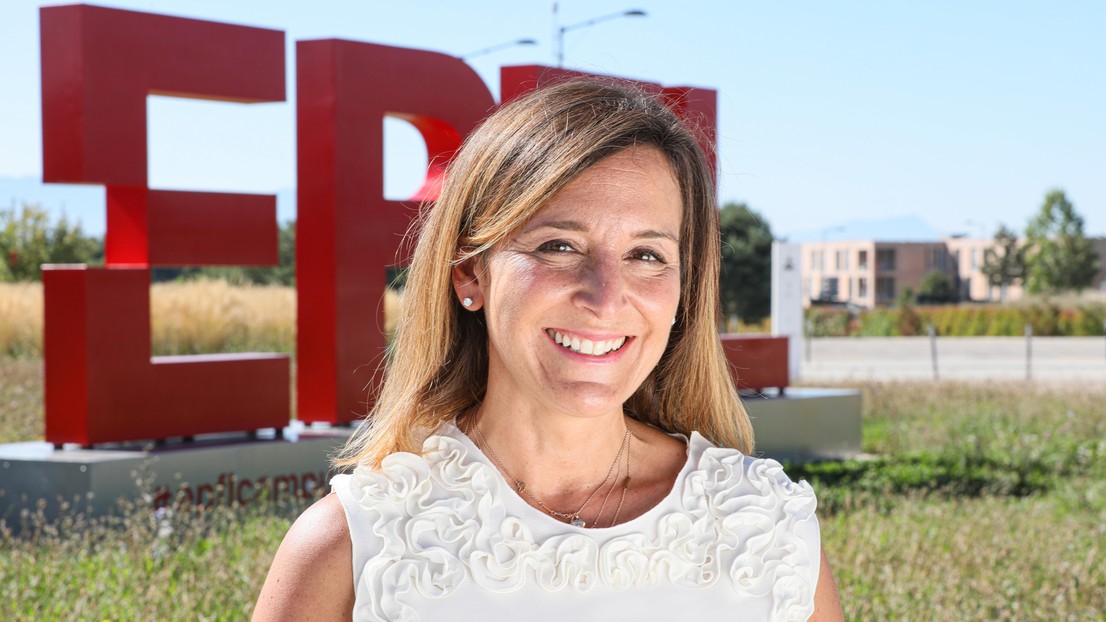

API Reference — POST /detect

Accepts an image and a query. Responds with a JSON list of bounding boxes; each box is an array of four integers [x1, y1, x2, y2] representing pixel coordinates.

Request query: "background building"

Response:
[[799, 236, 1106, 308]]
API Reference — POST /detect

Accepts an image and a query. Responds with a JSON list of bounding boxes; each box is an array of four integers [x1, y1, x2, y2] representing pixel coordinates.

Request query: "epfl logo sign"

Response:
[[40, 4, 717, 447]]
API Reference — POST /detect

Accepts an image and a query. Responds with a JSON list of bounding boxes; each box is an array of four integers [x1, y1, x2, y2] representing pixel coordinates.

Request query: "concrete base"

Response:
[[742, 387, 862, 463], [0, 424, 350, 529], [1, 389, 860, 528]]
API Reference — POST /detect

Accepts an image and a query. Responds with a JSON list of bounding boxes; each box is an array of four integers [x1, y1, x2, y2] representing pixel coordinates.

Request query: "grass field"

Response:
[[2, 358, 1105, 620], [0, 281, 402, 358]]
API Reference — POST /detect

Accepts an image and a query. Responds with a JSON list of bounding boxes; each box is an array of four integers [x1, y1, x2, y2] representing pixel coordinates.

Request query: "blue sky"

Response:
[[2, 1, 1104, 241]]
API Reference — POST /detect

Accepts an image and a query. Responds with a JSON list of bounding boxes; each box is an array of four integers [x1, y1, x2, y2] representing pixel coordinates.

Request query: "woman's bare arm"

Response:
[[252, 493, 354, 621], [809, 547, 844, 622]]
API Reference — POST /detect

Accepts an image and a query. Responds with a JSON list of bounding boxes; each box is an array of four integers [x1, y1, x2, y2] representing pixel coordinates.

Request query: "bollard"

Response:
[[1025, 324, 1033, 381]]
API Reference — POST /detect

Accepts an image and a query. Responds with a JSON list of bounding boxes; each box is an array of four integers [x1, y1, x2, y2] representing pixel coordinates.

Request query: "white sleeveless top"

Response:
[[331, 423, 821, 621]]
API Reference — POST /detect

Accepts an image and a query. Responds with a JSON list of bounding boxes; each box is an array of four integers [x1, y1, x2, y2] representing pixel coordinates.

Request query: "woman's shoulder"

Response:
[[252, 494, 354, 621], [685, 432, 818, 513]]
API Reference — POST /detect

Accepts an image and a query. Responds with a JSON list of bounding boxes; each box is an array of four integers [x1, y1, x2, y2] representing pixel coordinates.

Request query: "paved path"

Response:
[[799, 336, 1106, 383]]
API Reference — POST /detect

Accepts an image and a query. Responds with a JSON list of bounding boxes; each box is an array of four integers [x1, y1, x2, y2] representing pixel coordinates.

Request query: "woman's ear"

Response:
[[451, 255, 484, 311]]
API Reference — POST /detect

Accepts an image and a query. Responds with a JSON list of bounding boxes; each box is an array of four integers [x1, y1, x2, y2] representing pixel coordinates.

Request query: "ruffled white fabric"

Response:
[[332, 424, 819, 621]]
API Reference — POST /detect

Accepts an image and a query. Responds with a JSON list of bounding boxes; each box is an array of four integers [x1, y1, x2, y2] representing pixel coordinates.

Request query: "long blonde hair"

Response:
[[334, 80, 753, 469]]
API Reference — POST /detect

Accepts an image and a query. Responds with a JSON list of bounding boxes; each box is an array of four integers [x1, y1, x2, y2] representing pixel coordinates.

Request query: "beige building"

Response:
[[800, 236, 1106, 308]]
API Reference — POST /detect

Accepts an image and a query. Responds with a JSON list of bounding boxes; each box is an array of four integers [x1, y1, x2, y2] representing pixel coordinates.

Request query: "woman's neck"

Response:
[[468, 398, 630, 507]]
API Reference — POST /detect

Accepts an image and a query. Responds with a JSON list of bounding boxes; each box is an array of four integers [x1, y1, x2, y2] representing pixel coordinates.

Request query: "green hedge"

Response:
[[808, 301, 1106, 337]]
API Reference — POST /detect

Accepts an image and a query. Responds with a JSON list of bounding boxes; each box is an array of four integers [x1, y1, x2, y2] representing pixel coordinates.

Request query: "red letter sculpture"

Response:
[[295, 41, 495, 424], [40, 5, 289, 446]]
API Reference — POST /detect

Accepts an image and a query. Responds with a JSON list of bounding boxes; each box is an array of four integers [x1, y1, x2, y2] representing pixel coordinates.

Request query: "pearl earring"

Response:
[[462, 297, 473, 308]]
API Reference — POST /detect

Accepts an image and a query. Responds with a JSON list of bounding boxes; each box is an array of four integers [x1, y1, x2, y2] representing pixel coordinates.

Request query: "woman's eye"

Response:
[[631, 249, 666, 263], [538, 240, 576, 253]]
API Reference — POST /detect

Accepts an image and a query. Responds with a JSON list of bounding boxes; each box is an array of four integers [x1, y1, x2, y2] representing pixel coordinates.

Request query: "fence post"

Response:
[[928, 323, 938, 381], [805, 315, 812, 362], [1025, 323, 1033, 381]]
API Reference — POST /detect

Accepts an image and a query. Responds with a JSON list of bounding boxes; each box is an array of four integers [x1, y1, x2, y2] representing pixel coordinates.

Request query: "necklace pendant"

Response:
[[570, 516, 586, 528]]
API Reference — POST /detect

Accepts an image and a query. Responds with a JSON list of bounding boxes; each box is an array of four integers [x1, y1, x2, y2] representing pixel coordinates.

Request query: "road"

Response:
[[799, 336, 1106, 383]]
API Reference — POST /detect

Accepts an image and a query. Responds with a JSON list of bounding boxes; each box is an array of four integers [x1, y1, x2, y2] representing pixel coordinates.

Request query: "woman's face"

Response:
[[458, 146, 683, 419]]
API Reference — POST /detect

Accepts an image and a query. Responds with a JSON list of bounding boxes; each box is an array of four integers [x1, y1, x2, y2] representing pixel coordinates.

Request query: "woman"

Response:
[[254, 80, 843, 621]]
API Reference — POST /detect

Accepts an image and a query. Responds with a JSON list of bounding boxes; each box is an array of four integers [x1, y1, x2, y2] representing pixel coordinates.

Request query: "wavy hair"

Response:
[[334, 80, 753, 469]]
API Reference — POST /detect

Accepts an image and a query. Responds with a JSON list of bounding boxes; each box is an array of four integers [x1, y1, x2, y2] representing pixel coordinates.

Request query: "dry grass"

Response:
[[150, 279, 295, 355], [0, 282, 43, 357], [2, 279, 301, 356], [0, 358, 42, 442], [857, 379, 1106, 456], [0, 280, 403, 358]]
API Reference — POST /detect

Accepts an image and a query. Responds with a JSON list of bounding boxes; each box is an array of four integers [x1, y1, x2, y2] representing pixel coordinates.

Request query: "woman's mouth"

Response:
[[545, 329, 629, 356]]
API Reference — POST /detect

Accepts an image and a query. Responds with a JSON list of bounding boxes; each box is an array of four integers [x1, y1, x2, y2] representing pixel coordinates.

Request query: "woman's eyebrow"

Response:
[[635, 229, 680, 244], [523, 220, 679, 243], [522, 220, 587, 233]]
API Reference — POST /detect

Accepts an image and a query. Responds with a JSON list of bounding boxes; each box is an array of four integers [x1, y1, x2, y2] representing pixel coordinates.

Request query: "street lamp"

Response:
[[461, 37, 538, 60], [556, 8, 647, 67]]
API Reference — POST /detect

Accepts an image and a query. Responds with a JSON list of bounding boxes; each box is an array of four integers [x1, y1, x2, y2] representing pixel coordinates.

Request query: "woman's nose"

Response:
[[574, 254, 626, 318]]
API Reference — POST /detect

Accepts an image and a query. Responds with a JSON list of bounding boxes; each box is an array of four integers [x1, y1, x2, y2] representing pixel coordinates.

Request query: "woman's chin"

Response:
[[539, 381, 637, 419]]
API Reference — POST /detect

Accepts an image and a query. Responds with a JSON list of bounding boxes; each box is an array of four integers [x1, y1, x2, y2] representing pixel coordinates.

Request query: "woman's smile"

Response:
[[545, 328, 632, 358]]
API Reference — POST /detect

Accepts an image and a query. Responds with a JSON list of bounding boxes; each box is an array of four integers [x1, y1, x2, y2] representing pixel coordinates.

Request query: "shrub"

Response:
[[0, 203, 101, 282], [806, 300, 1104, 338], [856, 309, 896, 336]]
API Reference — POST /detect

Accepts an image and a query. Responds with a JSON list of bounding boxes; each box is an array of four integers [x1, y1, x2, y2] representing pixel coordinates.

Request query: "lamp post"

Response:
[[556, 8, 647, 67], [461, 37, 538, 60]]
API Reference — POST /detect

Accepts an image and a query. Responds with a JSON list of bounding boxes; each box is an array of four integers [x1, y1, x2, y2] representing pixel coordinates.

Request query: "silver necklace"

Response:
[[472, 419, 630, 528]]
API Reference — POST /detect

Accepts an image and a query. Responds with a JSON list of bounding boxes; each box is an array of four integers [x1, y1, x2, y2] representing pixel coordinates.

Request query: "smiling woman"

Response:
[[458, 146, 683, 421], [253, 81, 843, 621]]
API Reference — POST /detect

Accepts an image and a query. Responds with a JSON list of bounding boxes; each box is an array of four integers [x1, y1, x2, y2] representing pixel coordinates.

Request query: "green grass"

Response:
[[1, 499, 304, 621], [800, 380, 1106, 621], [3, 361, 1105, 620]]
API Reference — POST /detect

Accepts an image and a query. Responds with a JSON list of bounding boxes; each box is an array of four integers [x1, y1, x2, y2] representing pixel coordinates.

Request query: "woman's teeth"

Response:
[[548, 330, 627, 356]]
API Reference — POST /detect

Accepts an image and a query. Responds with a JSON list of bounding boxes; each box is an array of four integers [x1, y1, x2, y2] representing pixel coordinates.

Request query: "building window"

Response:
[[925, 248, 942, 270], [821, 277, 839, 299], [877, 249, 896, 271], [971, 249, 979, 270], [858, 250, 868, 270], [833, 249, 850, 271], [876, 276, 895, 300], [927, 248, 948, 271], [858, 277, 868, 298]]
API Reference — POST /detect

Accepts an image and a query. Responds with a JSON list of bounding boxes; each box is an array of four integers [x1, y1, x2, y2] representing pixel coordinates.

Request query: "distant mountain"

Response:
[[0, 176, 296, 237], [783, 214, 948, 243]]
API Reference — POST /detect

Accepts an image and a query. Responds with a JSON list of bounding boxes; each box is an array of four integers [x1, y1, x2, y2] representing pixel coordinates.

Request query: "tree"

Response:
[[718, 202, 773, 323], [916, 271, 957, 304], [0, 202, 101, 281], [1023, 189, 1099, 293], [980, 224, 1025, 301]]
